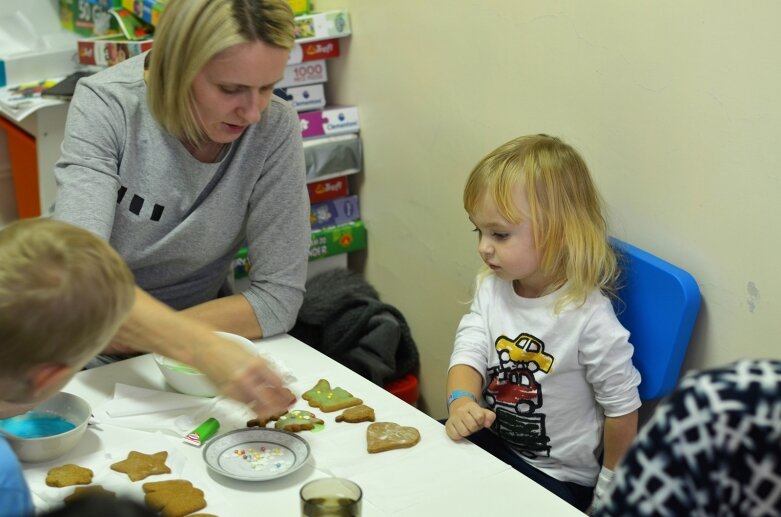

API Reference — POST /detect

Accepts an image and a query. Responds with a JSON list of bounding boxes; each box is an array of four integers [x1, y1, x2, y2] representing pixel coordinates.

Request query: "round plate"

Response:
[[203, 428, 311, 481]]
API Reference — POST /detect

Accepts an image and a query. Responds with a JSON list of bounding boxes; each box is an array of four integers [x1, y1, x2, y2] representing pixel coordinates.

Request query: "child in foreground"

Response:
[[0, 219, 294, 514], [0, 218, 136, 514], [445, 134, 641, 511]]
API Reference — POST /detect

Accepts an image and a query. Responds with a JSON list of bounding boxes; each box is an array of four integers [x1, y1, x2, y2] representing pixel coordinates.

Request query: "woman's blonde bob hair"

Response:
[[147, 0, 295, 144], [463, 134, 619, 311]]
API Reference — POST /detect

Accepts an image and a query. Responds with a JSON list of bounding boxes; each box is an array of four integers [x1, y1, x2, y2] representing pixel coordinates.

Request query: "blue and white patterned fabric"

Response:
[[594, 359, 781, 517]]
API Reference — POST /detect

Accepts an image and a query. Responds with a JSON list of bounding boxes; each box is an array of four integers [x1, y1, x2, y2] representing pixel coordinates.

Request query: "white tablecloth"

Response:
[[23, 334, 583, 516]]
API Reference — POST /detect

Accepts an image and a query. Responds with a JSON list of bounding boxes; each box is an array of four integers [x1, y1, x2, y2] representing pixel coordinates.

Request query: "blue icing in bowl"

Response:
[[0, 413, 76, 438]]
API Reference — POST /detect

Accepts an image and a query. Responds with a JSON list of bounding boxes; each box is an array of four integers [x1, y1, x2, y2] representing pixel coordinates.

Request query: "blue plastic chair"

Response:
[[610, 238, 701, 401]]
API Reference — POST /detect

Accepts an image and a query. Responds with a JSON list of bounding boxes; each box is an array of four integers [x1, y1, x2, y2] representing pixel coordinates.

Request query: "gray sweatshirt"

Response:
[[54, 53, 309, 336]]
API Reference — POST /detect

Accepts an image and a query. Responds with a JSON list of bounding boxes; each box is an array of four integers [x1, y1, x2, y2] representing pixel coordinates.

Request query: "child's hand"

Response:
[[445, 398, 496, 440]]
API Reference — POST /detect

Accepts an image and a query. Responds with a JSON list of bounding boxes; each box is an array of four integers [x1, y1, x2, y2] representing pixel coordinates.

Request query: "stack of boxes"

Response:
[[236, 5, 362, 283], [59, 0, 157, 68], [289, 9, 365, 263], [119, 0, 167, 25]]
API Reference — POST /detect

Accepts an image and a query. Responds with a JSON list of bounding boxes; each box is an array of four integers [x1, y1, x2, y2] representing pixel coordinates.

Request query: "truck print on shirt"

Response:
[[484, 333, 553, 459]]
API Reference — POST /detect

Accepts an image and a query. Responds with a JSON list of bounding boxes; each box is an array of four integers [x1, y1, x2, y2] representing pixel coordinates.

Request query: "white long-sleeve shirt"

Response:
[[450, 275, 641, 485]]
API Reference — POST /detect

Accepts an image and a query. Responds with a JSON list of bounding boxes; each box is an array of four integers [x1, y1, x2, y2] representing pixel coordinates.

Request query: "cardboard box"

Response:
[[234, 218, 365, 274], [294, 10, 351, 43], [274, 83, 325, 112], [0, 50, 77, 90], [287, 38, 340, 65], [299, 106, 359, 140], [309, 220, 366, 260], [78, 36, 153, 66], [310, 195, 360, 230], [307, 175, 350, 204], [303, 134, 362, 182], [59, 0, 121, 37], [277, 60, 327, 89], [287, 0, 311, 16], [121, 0, 167, 26]]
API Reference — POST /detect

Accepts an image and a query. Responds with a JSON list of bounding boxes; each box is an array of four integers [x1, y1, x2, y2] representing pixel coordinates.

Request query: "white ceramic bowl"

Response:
[[0, 392, 91, 462], [154, 331, 258, 397]]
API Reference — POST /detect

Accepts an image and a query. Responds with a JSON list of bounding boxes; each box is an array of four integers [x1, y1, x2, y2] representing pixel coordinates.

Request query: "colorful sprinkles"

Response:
[[232, 446, 289, 471]]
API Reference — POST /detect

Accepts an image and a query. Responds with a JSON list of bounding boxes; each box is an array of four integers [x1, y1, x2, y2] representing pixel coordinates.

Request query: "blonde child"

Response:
[[0, 219, 294, 512], [0, 219, 135, 413], [445, 134, 641, 511], [0, 218, 135, 514]]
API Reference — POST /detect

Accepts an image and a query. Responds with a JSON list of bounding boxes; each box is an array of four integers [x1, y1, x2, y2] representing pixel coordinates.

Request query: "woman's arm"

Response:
[[54, 77, 124, 237], [112, 288, 294, 419], [241, 100, 309, 337], [181, 294, 263, 338]]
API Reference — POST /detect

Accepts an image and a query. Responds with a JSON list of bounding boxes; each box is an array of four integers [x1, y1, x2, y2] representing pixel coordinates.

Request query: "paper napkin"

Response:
[[93, 384, 253, 437]]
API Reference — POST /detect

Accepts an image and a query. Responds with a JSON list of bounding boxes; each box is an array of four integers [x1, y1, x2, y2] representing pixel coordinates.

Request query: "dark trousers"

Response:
[[465, 427, 594, 511]]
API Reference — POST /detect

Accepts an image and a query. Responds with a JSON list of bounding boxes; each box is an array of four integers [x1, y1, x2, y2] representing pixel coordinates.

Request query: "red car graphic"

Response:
[[484, 368, 541, 414]]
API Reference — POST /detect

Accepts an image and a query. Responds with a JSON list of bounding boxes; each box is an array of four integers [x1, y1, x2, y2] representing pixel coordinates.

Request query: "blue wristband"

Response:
[[447, 389, 476, 407]]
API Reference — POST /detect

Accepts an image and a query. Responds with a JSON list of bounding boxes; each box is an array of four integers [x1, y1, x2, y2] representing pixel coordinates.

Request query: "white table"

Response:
[[22, 334, 583, 516]]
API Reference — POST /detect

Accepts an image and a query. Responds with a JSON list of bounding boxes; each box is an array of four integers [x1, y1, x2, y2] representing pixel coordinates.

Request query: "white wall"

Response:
[[316, 0, 781, 418]]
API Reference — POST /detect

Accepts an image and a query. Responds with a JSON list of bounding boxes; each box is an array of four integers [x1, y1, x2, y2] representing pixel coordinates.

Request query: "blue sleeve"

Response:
[[0, 438, 33, 516]]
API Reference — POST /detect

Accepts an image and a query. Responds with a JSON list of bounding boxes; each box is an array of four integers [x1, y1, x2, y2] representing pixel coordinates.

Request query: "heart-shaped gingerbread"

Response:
[[366, 422, 420, 453]]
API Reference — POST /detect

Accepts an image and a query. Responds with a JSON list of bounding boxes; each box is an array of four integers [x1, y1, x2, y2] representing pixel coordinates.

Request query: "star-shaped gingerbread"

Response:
[[110, 451, 171, 481]]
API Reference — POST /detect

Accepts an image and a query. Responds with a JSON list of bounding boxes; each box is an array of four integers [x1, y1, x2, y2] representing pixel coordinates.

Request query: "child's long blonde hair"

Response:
[[463, 134, 618, 312]]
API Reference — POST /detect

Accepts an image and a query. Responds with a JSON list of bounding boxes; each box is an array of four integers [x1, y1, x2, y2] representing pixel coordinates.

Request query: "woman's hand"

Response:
[[445, 398, 496, 441], [192, 336, 296, 420], [101, 340, 137, 356], [111, 288, 295, 418]]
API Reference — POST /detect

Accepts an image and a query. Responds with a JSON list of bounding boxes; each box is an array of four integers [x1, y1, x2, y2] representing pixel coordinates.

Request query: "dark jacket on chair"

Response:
[[290, 269, 420, 386]]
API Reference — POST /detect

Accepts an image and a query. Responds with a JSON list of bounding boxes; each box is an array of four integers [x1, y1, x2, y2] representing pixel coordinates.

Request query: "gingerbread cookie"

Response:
[[46, 464, 93, 487], [143, 480, 207, 517], [336, 404, 376, 423], [303, 379, 362, 412], [274, 410, 324, 432], [110, 451, 171, 481], [64, 485, 116, 503], [247, 407, 289, 428], [367, 422, 421, 453]]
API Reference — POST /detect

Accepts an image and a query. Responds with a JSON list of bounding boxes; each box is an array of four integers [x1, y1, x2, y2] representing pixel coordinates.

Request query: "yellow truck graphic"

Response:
[[494, 333, 553, 373]]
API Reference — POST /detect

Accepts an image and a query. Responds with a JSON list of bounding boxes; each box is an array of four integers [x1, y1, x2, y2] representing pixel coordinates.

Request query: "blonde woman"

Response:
[[445, 135, 641, 511], [54, 0, 309, 368]]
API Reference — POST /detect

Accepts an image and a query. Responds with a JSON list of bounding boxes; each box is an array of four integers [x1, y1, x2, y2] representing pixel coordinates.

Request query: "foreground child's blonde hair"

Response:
[[0, 219, 135, 374], [147, 0, 295, 145], [463, 134, 618, 311]]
